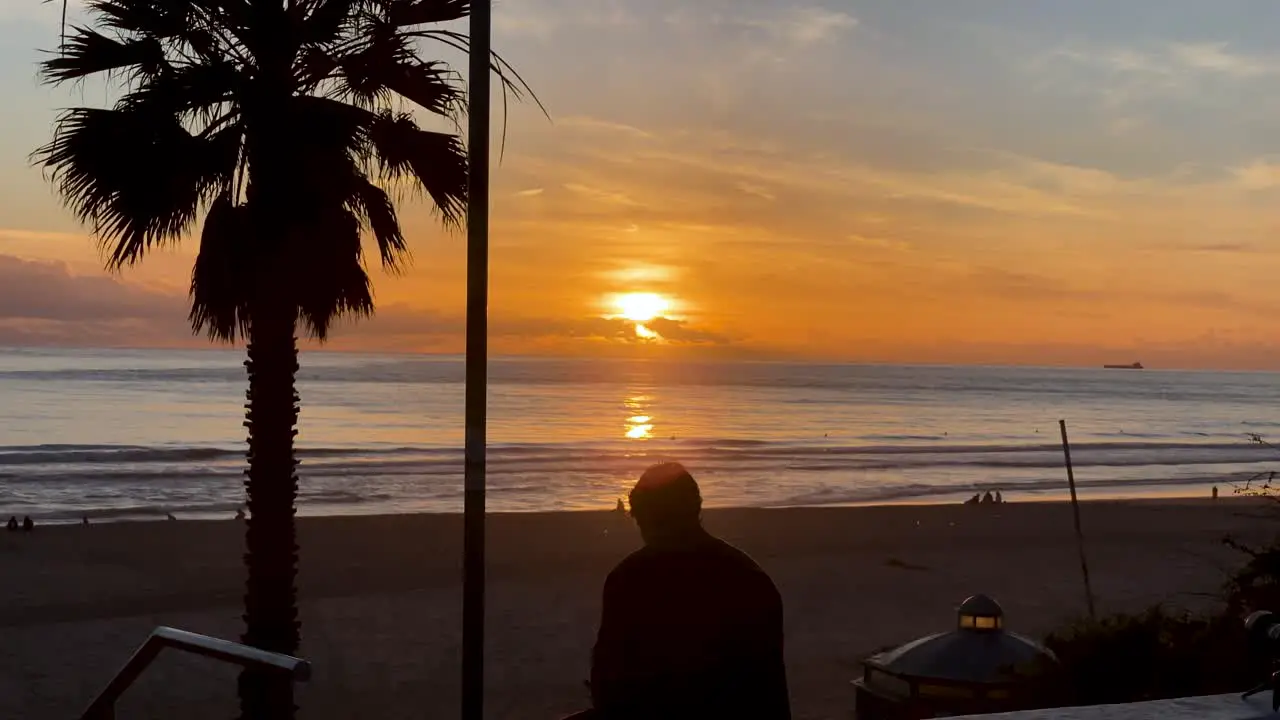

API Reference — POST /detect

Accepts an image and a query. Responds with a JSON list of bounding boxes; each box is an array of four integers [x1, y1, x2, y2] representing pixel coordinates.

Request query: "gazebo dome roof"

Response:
[[864, 595, 1057, 685]]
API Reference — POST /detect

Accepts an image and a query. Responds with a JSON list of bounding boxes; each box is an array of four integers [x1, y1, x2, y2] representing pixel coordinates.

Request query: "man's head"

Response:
[[629, 462, 702, 542]]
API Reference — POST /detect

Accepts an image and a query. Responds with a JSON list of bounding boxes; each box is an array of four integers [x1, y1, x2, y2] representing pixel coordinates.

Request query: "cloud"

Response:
[[603, 138, 1102, 219], [1168, 42, 1279, 78], [329, 306, 732, 350], [525, 315, 729, 345], [1048, 41, 1280, 80], [1033, 40, 1280, 108], [1188, 242, 1256, 254], [1233, 160, 1280, 191], [954, 265, 1260, 315], [736, 182, 776, 201], [644, 317, 730, 344], [557, 116, 655, 140], [0, 229, 87, 244], [740, 6, 858, 47], [563, 183, 642, 207], [846, 234, 909, 252], [599, 263, 679, 284], [0, 254, 192, 347], [0, 255, 177, 323], [495, 0, 632, 39]]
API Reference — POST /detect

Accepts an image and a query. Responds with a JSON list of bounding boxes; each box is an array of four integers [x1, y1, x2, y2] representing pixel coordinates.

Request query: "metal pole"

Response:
[[1058, 420, 1097, 619], [463, 1, 491, 719]]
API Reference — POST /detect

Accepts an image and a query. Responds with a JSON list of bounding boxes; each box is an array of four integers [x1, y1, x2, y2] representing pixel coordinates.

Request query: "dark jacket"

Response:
[[590, 529, 791, 719]]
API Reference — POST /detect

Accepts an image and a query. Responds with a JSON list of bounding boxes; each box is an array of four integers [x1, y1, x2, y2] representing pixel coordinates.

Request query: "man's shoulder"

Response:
[[706, 536, 766, 571], [608, 545, 663, 577], [707, 538, 780, 595], [608, 535, 772, 581]]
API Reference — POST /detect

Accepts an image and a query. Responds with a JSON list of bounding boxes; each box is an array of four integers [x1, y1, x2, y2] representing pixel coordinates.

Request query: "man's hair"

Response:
[[629, 462, 702, 528]]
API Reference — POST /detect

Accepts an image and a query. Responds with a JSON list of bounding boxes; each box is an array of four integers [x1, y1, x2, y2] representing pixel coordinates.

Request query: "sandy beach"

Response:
[[2, 499, 1274, 719]]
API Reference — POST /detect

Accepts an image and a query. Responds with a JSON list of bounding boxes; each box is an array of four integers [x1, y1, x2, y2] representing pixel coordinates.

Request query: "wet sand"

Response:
[[1, 499, 1272, 719]]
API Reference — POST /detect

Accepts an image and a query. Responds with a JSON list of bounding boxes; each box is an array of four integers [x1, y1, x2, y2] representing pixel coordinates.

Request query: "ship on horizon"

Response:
[[1103, 362, 1144, 370]]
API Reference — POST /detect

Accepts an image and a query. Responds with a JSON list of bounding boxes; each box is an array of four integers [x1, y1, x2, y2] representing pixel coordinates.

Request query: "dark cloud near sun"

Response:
[[643, 317, 730, 344], [0, 255, 731, 350], [515, 315, 731, 345], [0, 255, 175, 323], [0, 255, 194, 347]]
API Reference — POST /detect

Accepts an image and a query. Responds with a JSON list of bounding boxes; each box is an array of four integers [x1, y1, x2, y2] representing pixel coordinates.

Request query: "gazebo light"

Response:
[[958, 594, 1005, 632]]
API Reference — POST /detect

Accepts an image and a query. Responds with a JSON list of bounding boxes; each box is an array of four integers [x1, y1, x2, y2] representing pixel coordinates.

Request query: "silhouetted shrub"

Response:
[[1043, 606, 1252, 706], [1225, 533, 1280, 617]]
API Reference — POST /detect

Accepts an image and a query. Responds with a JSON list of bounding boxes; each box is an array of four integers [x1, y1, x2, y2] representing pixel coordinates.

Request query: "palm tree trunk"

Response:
[[238, 287, 301, 720]]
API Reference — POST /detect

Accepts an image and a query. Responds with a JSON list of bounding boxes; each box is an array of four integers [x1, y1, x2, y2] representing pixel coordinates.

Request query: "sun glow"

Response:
[[612, 292, 671, 323]]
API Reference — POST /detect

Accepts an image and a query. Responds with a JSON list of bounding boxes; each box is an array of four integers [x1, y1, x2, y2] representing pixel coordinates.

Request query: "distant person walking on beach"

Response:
[[5, 516, 16, 532], [580, 462, 791, 719], [995, 490, 1004, 504], [982, 491, 994, 504], [21, 516, 33, 532], [1212, 486, 1219, 500]]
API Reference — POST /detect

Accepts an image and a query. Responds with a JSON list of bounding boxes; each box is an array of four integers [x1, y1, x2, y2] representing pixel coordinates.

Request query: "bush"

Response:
[[1224, 535, 1280, 616], [1044, 606, 1252, 706]]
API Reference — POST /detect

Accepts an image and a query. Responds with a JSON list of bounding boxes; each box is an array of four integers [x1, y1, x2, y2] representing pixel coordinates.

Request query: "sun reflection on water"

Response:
[[623, 394, 654, 439]]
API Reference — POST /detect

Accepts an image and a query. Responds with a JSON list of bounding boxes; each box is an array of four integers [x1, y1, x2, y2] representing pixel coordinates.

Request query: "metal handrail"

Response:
[[80, 626, 311, 719]]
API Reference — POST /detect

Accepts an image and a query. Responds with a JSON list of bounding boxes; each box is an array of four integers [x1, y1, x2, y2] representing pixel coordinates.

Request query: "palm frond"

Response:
[[278, 98, 411, 273], [328, 28, 417, 108], [289, 95, 376, 160], [300, 0, 362, 45], [34, 107, 240, 268], [348, 179, 408, 269], [385, 60, 462, 117], [115, 60, 241, 120], [190, 192, 253, 341], [335, 51, 462, 118], [368, 112, 466, 224], [85, 0, 251, 66], [87, 0, 193, 37], [40, 27, 167, 84], [289, 206, 374, 340], [401, 27, 549, 160], [404, 28, 546, 117]]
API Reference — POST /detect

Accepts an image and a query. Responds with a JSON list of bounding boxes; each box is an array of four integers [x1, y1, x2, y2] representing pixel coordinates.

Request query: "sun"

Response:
[[612, 292, 670, 323]]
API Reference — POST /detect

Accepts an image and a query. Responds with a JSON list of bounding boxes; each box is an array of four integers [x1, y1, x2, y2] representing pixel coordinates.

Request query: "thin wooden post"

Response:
[[462, 1, 492, 719], [1059, 419, 1097, 619]]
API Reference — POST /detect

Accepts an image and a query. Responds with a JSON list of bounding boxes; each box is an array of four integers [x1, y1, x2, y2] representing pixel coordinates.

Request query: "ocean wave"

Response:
[[0, 439, 1274, 469]]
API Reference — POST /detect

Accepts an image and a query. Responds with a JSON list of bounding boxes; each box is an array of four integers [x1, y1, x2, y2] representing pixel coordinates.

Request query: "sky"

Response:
[[3, 1, 1280, 368]]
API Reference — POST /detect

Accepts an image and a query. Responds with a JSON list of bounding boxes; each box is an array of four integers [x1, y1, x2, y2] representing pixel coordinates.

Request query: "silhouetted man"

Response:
[[21, 516, 33, 532], [585, 462, 790, 719]]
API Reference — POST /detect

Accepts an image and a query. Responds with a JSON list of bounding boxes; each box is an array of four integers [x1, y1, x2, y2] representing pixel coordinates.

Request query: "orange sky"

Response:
[[3, 1, 1280, 368]]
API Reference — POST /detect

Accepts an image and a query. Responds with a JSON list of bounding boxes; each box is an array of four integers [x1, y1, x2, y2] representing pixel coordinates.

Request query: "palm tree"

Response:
[[35, 1, 532, 717]]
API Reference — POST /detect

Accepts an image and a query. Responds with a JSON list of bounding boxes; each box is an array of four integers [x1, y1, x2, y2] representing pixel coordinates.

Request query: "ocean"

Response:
[[0, 347, 1277, 522]]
